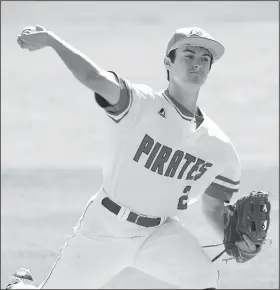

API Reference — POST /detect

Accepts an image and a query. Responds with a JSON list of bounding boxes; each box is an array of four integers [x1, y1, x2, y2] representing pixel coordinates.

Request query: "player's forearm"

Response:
[[47, 33, 103, 90], [201, 194, 225, 240]]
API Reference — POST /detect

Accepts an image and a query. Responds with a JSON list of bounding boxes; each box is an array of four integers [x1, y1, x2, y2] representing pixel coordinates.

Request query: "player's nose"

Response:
[[193, 63, 202, 70]]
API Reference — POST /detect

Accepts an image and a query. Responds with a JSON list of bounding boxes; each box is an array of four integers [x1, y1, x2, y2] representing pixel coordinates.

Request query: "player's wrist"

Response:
[[46, 31, 59, 48]]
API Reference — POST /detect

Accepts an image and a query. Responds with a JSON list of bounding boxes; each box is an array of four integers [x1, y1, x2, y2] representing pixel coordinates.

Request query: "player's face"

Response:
[[167, 46, 212, 87]]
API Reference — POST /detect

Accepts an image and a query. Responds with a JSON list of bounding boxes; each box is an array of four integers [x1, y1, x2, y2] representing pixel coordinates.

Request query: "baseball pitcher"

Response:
[[7, 25, 271, 289]]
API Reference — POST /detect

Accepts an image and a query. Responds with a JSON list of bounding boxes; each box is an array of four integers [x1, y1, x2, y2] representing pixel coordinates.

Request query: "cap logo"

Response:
[[189, 28, 205, 38]]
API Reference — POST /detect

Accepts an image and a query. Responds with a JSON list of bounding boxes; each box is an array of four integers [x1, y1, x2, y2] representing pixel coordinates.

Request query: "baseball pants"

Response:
[[40, 187, 219, 289]]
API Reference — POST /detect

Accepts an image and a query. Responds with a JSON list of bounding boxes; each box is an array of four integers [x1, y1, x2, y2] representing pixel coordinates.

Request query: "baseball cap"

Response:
[[166, 27, 225, 62]]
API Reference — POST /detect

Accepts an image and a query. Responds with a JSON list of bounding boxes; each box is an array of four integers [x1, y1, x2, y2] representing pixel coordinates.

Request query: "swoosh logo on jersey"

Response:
[[158, 108, 166, 118]]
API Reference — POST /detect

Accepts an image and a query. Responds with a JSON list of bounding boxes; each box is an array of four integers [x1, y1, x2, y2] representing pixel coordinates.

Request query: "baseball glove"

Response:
[[223, 190, 271, 263]]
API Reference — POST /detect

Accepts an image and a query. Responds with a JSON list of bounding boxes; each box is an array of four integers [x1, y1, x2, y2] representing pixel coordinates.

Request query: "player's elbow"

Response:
[[86, 70, 121, 105]]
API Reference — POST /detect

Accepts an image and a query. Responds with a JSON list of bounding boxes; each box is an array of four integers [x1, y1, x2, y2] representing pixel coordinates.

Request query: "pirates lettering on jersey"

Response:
[[133, 134, 213, 181]]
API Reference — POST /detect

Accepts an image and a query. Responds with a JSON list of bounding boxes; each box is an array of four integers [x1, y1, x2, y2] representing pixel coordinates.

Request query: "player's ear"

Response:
[[164, 56, 172, 70]]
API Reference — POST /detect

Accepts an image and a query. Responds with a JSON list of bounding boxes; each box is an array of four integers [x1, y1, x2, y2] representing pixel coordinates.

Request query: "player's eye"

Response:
[[185, 55, 194, 59], [202, 57, 210, 62]]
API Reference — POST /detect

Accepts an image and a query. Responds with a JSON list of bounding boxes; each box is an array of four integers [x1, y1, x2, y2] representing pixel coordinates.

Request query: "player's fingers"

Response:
[[17, 36, 23, 47], [17, 36, 27, 49], [19, 33, 33, 42], [19, 35, 27, 44], [22, 30, 31, 35], [17, 36, 33, 50], [21, 26, 35, 34], [18, 33, 37, 45]]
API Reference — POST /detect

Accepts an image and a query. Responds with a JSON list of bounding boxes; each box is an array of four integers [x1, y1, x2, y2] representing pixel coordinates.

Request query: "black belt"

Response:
[[101, 197, 162, 227]]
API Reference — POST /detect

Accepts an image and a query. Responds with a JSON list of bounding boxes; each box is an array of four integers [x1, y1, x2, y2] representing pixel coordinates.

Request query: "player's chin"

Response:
[[186, 78, 205, 87], [186, 74, 206, 86]]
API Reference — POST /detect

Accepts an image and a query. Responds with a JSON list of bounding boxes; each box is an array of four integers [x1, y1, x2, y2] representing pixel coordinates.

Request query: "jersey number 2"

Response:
[[177, 185, 191, 210]]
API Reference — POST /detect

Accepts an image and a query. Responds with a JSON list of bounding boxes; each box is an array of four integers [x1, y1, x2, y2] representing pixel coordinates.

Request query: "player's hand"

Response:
[[17, 25, 53, 52], [236, 234, 257, 253]]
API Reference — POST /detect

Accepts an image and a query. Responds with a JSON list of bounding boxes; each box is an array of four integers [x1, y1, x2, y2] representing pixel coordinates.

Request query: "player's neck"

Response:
[[167, 82, 199, 115]]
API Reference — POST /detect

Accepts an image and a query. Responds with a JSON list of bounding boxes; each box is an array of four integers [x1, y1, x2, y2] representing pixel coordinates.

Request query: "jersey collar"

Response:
[[162, 90, 204, 129]]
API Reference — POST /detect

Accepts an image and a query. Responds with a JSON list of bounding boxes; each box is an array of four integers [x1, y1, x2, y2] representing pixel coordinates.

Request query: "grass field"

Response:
[[1, 1, 279, 289]]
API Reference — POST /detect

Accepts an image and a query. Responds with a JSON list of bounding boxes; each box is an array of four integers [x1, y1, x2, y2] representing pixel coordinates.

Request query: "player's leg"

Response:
[[37, 189, 147, 289], [6, 237, 132, 290], [40, 231, 137, 289], [133, 217, 219, 289], [7, 224, 145, 289]]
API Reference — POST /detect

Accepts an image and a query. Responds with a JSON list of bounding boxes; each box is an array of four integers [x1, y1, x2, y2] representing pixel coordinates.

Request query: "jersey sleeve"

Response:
[[204, 147, 241, 203], [94, 71, 156, 126]]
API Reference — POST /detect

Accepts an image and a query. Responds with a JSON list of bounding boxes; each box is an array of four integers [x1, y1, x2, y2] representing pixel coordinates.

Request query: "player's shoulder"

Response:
[[110, 70, 163, 102], [133, 83, 163, 98], [203, 113, 230, 142], [131, 83, 165, 107], [203, 114, 241, 169], [202, 113, 238, 155]]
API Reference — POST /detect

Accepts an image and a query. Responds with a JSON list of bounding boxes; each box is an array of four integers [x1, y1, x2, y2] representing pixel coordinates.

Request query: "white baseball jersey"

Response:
[[41, 71, 229, 289], [95, 71, 241, 218]]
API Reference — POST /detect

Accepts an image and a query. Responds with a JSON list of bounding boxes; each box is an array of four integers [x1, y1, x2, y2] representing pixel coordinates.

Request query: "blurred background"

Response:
[[1, 1, 279, 289]]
